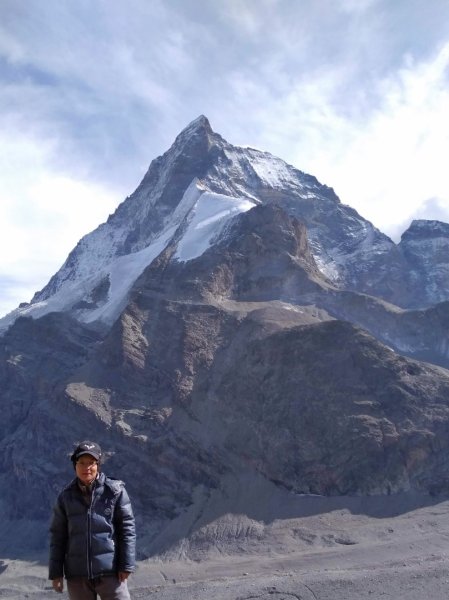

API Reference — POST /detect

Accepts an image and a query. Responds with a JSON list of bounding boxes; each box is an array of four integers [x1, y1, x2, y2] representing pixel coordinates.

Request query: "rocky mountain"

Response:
[[2, 116, 448, 335], [397, 219, 449, 307], [1, 116, 449, 559]]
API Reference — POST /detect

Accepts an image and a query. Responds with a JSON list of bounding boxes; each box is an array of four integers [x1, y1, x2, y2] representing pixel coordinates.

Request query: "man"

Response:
[[49, 441, 136, 599]]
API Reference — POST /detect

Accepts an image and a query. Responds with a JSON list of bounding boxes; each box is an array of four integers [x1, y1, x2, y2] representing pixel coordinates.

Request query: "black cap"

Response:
[[71, 441, 102, 462]]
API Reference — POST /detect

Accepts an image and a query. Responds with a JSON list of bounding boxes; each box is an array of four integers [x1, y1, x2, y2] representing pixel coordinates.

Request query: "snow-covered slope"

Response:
[[174, 189, 255, 262], [0, 176, 255, 331]]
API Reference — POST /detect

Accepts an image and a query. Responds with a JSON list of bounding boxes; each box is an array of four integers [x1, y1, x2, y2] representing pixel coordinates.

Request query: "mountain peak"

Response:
[[178, 115, 213, 138], [187, 114, 211, 129], [168, 114, 217, 158], [401, 219, 449, 242]]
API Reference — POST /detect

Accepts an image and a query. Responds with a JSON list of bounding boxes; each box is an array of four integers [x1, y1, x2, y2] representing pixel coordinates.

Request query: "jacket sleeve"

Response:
[[114, 487, 136, 573], [48, 495, 68, 579]]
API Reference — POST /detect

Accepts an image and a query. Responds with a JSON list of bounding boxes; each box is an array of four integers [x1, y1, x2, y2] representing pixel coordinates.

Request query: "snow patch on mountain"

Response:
[[244, 151, 301, 188], [82, 226, 178, 324], [0, 226, 178, 330], [220, 145, 307, 193], [0, 180, 256, 332], [175, 191, 255, 262]]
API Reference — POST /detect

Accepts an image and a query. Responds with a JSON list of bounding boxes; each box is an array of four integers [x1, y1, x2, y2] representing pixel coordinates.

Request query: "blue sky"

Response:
[[1, 0, 449, 317]]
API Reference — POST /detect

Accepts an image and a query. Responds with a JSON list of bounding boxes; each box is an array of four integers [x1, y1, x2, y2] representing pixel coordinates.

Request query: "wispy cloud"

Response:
[[0, 130, 121, 316], [214, 36, 449, 240], [306, 42, 449, 239]]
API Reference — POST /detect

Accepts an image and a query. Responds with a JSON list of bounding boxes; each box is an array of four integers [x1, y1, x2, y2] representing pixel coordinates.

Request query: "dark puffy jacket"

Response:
[[49, 472, 136, 580]]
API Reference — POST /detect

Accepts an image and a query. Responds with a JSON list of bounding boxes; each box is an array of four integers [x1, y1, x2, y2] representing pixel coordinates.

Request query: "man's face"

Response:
[[75, 454, 98, 485]]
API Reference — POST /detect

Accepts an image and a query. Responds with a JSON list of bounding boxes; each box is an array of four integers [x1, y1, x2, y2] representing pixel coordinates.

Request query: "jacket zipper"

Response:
[[86, 482, 97, 579], [87, 504, 92, 579]]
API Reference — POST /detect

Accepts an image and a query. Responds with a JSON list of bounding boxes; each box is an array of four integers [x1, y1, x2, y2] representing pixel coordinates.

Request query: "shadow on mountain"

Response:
[[139, 469, 449, 560]]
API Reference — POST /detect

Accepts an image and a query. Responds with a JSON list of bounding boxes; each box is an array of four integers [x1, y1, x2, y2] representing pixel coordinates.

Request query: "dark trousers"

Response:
[[67, 576, 131, 600]]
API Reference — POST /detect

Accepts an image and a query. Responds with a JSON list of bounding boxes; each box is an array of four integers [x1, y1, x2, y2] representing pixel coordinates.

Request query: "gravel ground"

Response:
[[2, 494, 449, 599]]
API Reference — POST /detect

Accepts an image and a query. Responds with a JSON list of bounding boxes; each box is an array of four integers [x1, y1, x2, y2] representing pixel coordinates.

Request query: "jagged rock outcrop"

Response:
[[398, 220, 449, 307]]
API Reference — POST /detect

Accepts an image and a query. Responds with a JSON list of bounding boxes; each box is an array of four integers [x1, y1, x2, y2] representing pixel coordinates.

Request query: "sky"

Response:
[[1, 0, 449, 317]]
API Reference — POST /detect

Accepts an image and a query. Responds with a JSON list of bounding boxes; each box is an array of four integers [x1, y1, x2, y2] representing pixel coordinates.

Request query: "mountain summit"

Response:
[[1, 117, 449, 558]]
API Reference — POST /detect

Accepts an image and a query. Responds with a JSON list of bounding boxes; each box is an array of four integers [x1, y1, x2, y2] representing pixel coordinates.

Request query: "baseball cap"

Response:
[[71, 441, 102, 462]]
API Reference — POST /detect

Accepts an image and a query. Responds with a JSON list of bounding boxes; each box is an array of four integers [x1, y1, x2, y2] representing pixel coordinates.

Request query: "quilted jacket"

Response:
[[49, 472, 136, 580]]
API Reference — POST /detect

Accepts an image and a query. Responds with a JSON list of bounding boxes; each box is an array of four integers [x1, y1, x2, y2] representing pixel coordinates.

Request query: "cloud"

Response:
[[216, 38, 449, 240], [310, 42, 449, 239], [0, 129, 122, 316], [339, 0, 381, 13], [0, 0, 198, 188], [413, 197, 449, 222]]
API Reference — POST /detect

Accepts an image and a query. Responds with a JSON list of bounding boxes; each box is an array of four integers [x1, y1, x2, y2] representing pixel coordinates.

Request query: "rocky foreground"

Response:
[[1, 492, 449, 600]]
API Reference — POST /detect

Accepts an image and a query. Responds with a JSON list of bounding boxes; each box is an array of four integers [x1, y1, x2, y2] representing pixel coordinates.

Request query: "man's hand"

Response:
[[118, 571, 130, 583], [52, 578, 64, 593]]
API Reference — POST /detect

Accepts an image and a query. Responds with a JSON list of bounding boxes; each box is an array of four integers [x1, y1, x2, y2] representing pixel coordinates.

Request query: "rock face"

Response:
[[1, 118, 449, 558], [397, 220, 449, 307]]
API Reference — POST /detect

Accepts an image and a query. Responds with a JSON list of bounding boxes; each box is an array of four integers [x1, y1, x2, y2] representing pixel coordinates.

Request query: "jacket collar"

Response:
[[67, 471, 106, 491]]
